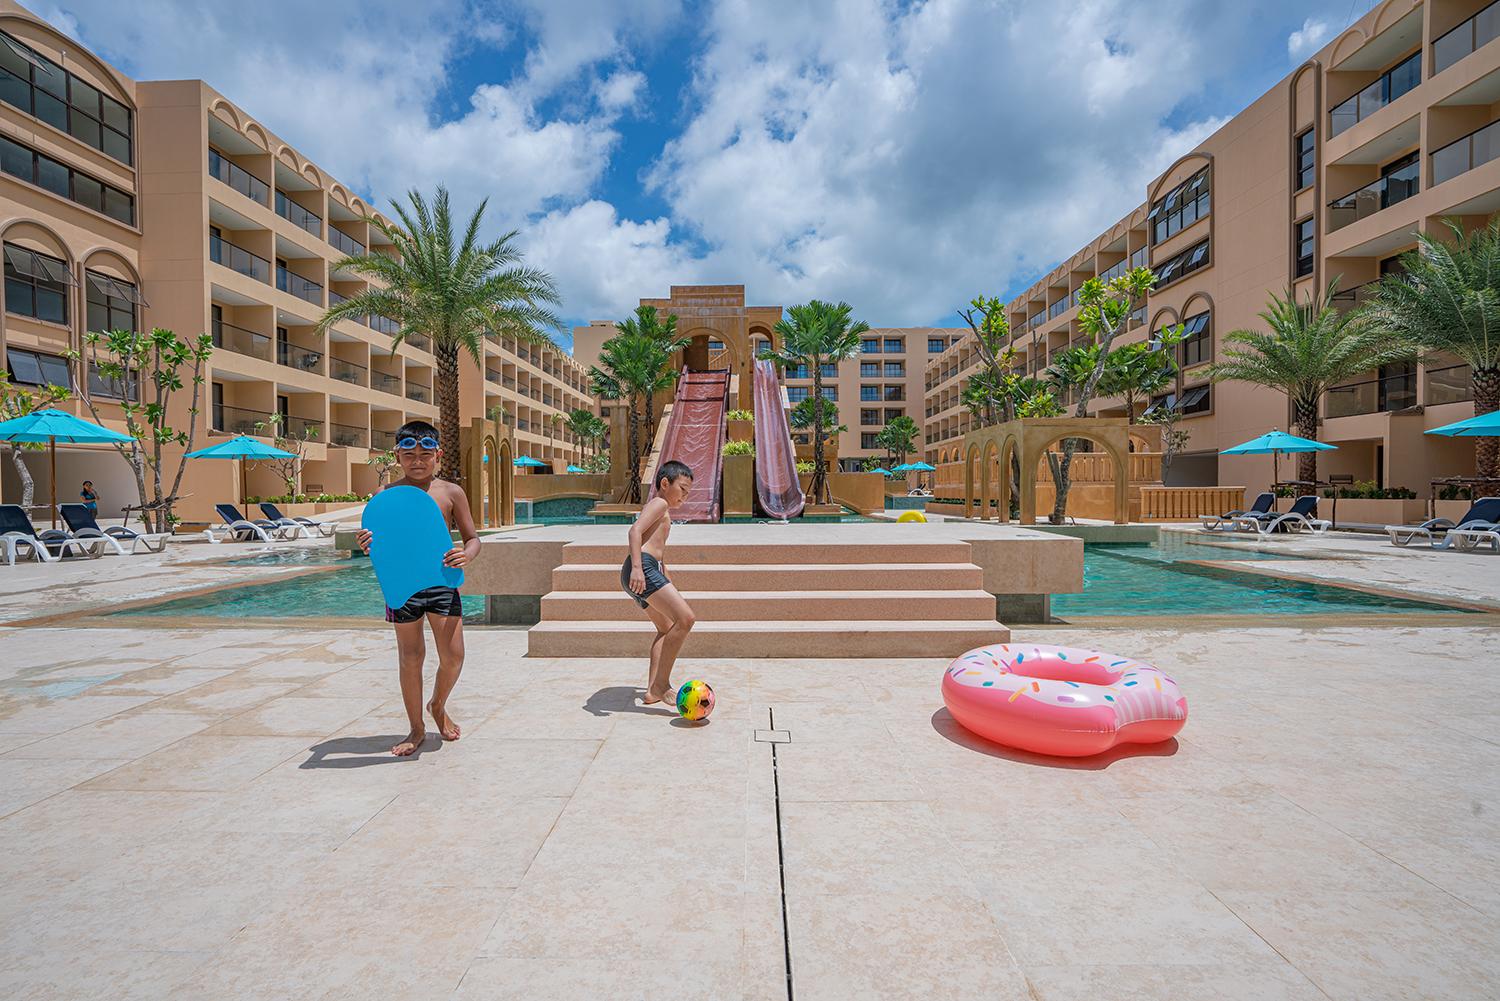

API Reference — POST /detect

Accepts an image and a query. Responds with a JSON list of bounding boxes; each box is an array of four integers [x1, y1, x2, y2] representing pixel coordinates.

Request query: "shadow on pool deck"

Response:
[[582, 685, 678, 718], [300, 733, 444, 767], [930, 708, 1179, 770]]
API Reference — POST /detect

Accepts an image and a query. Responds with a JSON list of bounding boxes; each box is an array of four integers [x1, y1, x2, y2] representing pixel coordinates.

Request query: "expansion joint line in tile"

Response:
[[769, 706, 795, 1001]]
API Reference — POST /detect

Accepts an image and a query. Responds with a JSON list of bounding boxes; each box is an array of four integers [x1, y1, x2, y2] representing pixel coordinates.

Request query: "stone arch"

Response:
[[980, 439, 1000, 521], [1329, 27, 1370, 67], [208, 99, 241, 131], [1148, 152, 1213, 203], [79, 247, 141, 284], [1030, 430, 1128, 525], [997, 434, 1019, 522], [274, 145, 300, 172], [962, 443, 981, 519], [498, 435, 515, 525], [329, 184, 350, 208], [1, 217, 74, 261], [301, 163, 323, 188], [1180, 291, 1214, 316], [1148, 305, 1181, 331], [0, 12, 135, 103], [242, 121, 270, 151], [1373, 0, 1419, 34]]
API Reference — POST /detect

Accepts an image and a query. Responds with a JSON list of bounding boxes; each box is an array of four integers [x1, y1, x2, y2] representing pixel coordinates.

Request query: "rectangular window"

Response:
[[787, 386, 810, 403], [0, 31, 132, 164], [860, 385, 879, 401], [4, 243, 71, 323], [1295, 218, 1315, 278], [883, 385, 905, 401], [5, 347, 71, 389], [820, 363, 837, 379], [883, 338, 904, 353], [861, 338, 880, 353], [928, 337, 947, 353], [860, 362, 879, 377], [1179, 384, 1211, 416], [861, 408, 880, 425], [1330, 51, 1421, 137], [85, 271, 139, 333], [707, 339, 724, 351], [861, 433, 881, 449], [0, 133, 134, 224], [822, 386, 838, 401], [1295, 129, 1315, 191], [1149, 166, 1211, 244], [87, 360, 138, 401], [787, 364, 810, 379], [1152, 238, 1210, 287], [1179, 311, 1211, 367], [884, 408, 904, 422], [884, 361, 904, 377]]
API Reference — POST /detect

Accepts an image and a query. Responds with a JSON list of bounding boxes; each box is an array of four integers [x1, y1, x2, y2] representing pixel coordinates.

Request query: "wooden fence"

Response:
[[1139, 486, 1246, 522]]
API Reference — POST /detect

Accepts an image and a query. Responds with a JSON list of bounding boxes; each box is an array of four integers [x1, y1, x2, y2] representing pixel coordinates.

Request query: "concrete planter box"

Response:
[[722, 453, 755, 517], [251, 501, 357, 517], [726, 419, 754, 444], [1328, 498, 1425, 526]]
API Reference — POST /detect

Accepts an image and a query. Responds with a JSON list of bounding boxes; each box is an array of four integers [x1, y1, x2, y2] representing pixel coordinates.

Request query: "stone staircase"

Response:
[[526, 537, 1009, 658]]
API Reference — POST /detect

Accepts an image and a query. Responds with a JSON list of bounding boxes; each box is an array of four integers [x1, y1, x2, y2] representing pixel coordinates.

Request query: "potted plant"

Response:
[[726, 409, 755, 443]]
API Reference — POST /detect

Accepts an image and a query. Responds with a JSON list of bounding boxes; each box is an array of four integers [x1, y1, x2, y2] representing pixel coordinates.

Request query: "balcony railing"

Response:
[[486, 369, 504, 384], [405, 384, 429, 403], [1426, 363, 1473, 406], [1331, 280, 1380, 311], [372, 429, 397, 451], [328, 226, 365, 257], [1048, 296, 1069, 319], [372, 371, 402, 395], [330, 422, 368, 448], [331, 357, 368, 386], [1327, 159, 1419, 233], [208, 149, 268, 204], [281, 415, 323, 440], [1432, 119, 1500, 187], [1434, 1, 1500, 76], [1324, 369, 1417, 418], [1329, 52, 1421, 138], [276, 266, 323, 305], [277, 340, 322, 372], [275, 190, 321, 237], [212, 404, 273, 435], [209, 233, 270, 283], [210, 318, 271, 361]]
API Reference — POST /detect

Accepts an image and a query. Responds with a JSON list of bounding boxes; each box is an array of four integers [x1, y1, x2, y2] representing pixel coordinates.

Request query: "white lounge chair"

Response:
[[1447, 524, 1500, 552], [1200, 491, 1274, 531], [204, 503, 302, 543], [1386, 497, 1500, 549], [1235, 494, 1330, 535], [60, 504, 169, 554], [0, 504, 109, 563], [259, 502, 336, 538]]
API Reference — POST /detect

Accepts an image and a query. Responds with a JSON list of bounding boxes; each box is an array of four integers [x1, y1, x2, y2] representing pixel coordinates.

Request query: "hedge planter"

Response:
[[727, 419, 754, 444], [1324, 498, 1426, 526]]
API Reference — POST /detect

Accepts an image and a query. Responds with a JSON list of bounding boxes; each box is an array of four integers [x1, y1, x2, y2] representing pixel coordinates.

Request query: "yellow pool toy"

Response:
[[897, 510, 927, 523]]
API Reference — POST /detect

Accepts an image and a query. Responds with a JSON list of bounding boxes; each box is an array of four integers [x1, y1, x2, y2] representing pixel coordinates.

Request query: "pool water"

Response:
[[1052, 536, 1462, 618], [112, 534, 1464, 623]]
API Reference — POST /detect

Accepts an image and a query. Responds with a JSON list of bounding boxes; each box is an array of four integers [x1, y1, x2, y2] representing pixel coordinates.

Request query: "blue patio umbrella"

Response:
[[890, 463, 914, 473], [905, 461, 936, 472], [867, 466, 894, 476], [514, 455, 547, 469], [1426, 409, 1500, 436], [566, 465, 586, 473], [186, 435, 297, 507], [1222, 430, 1336, 508], [0, 408, 133, 527]]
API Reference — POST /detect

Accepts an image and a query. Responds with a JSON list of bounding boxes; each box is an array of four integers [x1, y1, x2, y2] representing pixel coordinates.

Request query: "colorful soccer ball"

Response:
[[676, 679, 715, 721]]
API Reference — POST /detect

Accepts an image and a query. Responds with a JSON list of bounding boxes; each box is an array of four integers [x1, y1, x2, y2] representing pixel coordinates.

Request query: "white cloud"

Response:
[[1288, 17, 1332, 60]]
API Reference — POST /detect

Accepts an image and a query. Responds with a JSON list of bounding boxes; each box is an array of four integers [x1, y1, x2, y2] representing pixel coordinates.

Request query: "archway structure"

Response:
[[962, 417, 1132, 525], [638, 285, 783, 412], [461, 416, 514, 527]]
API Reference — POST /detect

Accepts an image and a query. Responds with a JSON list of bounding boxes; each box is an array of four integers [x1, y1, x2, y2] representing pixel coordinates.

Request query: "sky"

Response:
[[33, 0, 1373, 351]]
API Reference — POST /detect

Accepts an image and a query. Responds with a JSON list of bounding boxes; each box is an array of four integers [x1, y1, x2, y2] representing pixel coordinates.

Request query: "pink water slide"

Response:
[[649, 369, 730, 522], [752, 360, 805, 520]]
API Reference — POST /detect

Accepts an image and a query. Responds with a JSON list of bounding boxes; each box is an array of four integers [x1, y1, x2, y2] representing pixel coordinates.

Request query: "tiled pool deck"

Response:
[[1, 531, 1498, 999]]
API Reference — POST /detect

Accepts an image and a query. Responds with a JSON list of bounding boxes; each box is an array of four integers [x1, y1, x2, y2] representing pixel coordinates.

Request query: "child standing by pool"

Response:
[[623, 460, 696, 706], [355, 420, 480, 756]]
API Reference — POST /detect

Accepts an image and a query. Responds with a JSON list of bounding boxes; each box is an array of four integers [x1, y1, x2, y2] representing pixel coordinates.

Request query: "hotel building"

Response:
[[927, 0, 1492, 498], [0, 0, 590, 522]]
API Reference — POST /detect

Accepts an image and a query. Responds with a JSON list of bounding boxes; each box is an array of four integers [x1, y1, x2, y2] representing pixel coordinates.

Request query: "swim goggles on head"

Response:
[[395, 435, 440, 451]]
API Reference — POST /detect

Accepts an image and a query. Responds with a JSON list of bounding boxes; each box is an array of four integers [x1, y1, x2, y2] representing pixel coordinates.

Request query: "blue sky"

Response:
[[34, 0, 1369, 351]]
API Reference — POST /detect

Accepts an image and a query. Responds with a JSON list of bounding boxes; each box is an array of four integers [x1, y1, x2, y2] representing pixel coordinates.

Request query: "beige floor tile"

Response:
[[0, 755, 128, 817], [80, 734, 311, 791], [0, 694, 161, 734], [81, 666, 237, 696], [142, 676, 305, 717], [781, 800, 973, 896], [4, 711, 215, 759], [1, 948, 214, 1001], [453, 956, 749, 1001], [1021, 961, 1328, 1001], [202, 694, 387, 736]]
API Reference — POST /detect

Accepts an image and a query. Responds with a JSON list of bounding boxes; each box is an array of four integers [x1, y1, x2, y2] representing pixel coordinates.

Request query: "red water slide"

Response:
[[648, 369, 730, 522], [752, 360, 805, 520]]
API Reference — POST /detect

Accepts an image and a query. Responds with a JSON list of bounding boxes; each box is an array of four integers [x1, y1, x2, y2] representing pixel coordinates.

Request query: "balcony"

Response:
[[372, 371, 402, 395], [328, 226, 365, 258], [370, 315, 401, 337], [405, 384, 430, 404], [1329, 52, 1421, 139], [485, 368, 504, 384], [277, 340, 322, 373], [1433, 1, 1500, 76], [281, 415, 323, 440], [212, 404, 273, 435], [276, 266, 323, 306], [1331, 280, 1380, 311], [331, 357, 368, 387], [330, 422, 368, 448], [372, 429, 397, 451], [1326, 158, 1419, 233], [1432, 119, 1500, 188], [1426, 362, 1473, 405], [404, 331, 429, 350], [1324, 367, 1416, 418], [209, 233, 270, 284], [208, 148, 268, 204], [275, 191, 321, 238], [210, 319, 270, 361]]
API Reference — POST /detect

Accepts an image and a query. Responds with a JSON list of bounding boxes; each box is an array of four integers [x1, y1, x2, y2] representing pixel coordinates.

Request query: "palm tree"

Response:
[[759, 301, 869, 504], [612, 305, 689, 450], [1209, 282, 1409, 482], [565, 407, 595, 465], [589, 331, 681, 503], [317, 186, 561, 482], [1097, 336, 1181, 422], [1361, 219, 1500, 480], [878, 415, 919, 467]]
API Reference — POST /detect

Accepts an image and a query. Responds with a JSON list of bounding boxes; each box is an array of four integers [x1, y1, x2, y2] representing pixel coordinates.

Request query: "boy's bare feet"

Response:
[[643, 685, 676, 708], [428, 699, 461, 741], [392, 729, 425, 756]]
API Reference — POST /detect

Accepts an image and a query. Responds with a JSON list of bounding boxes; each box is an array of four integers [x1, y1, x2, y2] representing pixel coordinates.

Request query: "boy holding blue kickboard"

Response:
[[358, 420, 480, 756]]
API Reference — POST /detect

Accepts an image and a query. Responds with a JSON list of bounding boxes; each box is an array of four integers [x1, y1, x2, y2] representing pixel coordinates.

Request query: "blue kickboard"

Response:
[[361, 485, 463, 609]]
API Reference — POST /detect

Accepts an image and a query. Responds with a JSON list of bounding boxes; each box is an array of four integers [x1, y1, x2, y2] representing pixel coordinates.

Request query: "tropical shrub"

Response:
[[722, 440, 754, 456]]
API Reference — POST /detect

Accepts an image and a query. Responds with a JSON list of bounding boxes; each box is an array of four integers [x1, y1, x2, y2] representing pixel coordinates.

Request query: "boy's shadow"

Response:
[[583, 686, 677, 718], [300, 734, 441, 768]]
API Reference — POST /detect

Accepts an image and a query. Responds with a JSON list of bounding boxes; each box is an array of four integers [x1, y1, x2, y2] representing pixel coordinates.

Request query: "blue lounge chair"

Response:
[[0, 504, 107, 563], [259, 502, 335, 538], [1200, 491, 1274, 531], [204, 503, 300, 543], [1236, 494, 1330, 535], [60, 503, 169, 554], [1386, 496, 1500, 549]]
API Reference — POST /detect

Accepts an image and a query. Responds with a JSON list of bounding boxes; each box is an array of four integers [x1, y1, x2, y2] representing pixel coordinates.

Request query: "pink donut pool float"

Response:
[[942, 643, 1187, 757]]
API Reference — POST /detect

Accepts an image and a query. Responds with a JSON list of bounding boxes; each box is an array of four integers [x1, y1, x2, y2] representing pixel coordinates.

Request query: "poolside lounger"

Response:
[[1385, 496, 1500, 549], [1446, 523, 1500, 553], [1200, 491, 1274, 531], [204, 503, 302, 543], [60, 503, 169, 554], [259, 502, 336, 538], [0, 503, 108, 563], [1237, 494, 1330, 536]]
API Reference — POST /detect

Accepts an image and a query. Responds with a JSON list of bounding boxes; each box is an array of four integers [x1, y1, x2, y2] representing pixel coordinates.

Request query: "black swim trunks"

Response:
[[620, 552, 669, 609], [385, 585, 463, 624]]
